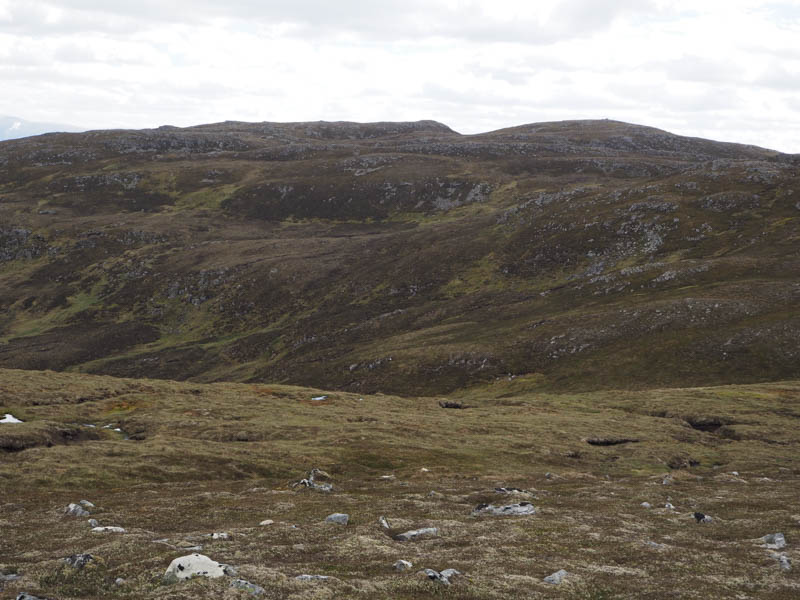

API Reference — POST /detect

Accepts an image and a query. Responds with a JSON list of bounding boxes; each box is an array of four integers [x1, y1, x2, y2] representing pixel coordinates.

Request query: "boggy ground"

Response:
[[1, 368, 799, 599]]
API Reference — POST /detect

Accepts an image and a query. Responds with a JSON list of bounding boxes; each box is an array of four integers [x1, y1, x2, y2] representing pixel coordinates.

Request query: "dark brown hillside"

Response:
[[0, 119, 798, 394]]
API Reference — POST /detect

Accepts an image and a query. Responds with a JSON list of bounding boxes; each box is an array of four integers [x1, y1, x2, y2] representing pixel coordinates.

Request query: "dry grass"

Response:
[[1, 368, 799, 598]]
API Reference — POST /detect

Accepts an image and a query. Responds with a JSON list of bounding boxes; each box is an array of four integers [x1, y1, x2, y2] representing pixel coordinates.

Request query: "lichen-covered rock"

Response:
[[472, 502, 536, 516], [394, 527, 439, 541], [231, 579, 265, 595], [762, 533, 786, 550], [63, 554, 93, 569], [393, 560, 413, 571], [325, 513, 349, 525], [543, 569, 569, 584], [419, 568, 461, 585], [163, 553, 236, 583], [65, 503, 89, 517]]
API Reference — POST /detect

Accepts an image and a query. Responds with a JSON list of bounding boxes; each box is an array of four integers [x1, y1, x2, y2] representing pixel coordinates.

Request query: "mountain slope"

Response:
[[0, 119, 798, 394]]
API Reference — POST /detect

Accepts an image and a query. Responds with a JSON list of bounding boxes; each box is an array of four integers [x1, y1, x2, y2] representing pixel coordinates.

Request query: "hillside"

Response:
[[1, 119, 799, 395], [1, 368, 799, 599]]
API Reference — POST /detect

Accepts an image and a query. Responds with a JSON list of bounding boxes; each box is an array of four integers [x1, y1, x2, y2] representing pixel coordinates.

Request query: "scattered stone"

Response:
[[291, 468, 333, 492], [438, 400, 465, 409], [295, 574, 331, 581], [427, 490, 444, 499], [65, 503, 90, 517], [419, 568, 460, 585], [114, 578, 125, 586], [661, 474, 674, 485], [380, 474, 395, 480], [420, 467, 430, 472], [393, 560, 413, 571], [645, 541, 667, 550], [210, 532, 231, 540], [231, 579, 265, 595], [762, 533, 786, 550], [665, 503, 675, 510], [92, 526, 126, 533], [472, 502, 536, 516], [324, 513, 349, 525], [1, 573, 21, 582], [378, 515, 390, 529], [543, 569, 569, 584], [163, 553, 236, 583], [641, 502, 652, 509], [775, 553, 792, 571], [586, 437, 638, 446], [63, 554, 93, 569], [311, 395, 328, 401], [1, 413, 23, 423], [259, 519, 274, 526], [394, 527, 439, 542], [693, 512, 713, 523], [79, 500, 95, 508], [88, 519, 99, 527], [16, 594, 48, 600]]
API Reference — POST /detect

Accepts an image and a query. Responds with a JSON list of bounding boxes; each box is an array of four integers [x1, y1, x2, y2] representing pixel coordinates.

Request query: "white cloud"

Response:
[[0, 0, 798, 152]]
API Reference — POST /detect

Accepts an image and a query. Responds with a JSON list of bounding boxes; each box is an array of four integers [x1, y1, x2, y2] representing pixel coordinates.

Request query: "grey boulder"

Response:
[[325, 513, 349, 525], [231, 579, 265, 595], [543, 569, 569, 584], [163, 553, 236, 583], [394, 527, 439, 541], [472, 502, 535, 516]]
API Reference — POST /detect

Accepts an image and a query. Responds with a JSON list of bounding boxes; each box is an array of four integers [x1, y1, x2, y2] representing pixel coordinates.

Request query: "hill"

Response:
[[1, 119, 799, 395], [1, 368, 799, 598]]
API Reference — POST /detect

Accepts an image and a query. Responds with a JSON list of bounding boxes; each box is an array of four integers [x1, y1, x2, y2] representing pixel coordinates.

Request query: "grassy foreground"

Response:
[[1, 368, 799, 598]]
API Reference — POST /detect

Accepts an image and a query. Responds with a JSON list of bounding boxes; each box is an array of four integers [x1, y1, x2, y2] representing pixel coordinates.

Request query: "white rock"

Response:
[[325, 513, 349, 525], [92, 526, 126, 533], [543, 569, 569, 584], [65, 503, 90, 517], [777, 553, 792, 571], [87, 519, 99, 527], [665, 503, 675, 510], [641, 502, 652, 509], [259, 519, 274, 526], [79, 500, 95, 508], [210, 532, 230, 540], [420, 467, 430, 472], [378, 515, 390, 529], [394, 527, 439, 541], [393, 559, 413, 571], [0, 413, 23, 423], [763, 533, 786, 550], [472, 502, 536, 516], [295, 574, 331, 581], [163, 553, 235, 583]]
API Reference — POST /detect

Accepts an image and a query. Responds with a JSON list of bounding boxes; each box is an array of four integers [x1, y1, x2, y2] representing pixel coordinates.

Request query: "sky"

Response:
[[1, 0, 799, 152]]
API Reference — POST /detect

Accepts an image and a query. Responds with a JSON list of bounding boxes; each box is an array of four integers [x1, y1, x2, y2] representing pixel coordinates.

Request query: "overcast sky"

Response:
[[1, 0, 799, 152]]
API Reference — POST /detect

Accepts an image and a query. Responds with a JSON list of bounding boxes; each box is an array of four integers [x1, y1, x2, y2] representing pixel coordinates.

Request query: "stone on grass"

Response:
[[393, 560, 413, 571], [665, 503, 675, 510], [394, 527, 439, 541], [291, 468, 333, 492], [641, 502, 652, 509], [472, 502, 535, 516], [776, 553, 792, 571], [210, 532, 231, 540], [63, 554, 93, 569], [1, 573, 21, 582], [16, 594, 49, 600], [419, 568, 461, 585], [79, 500, 95, 508], [163, 553, 236, 583], [325, 513, 349, 525], [65, 503, 89, 517], [231, 579, 265, 595], [92, 526, 126, 533], [693, 512, 712, 523], [762, 533, 786, 550], [259, 519, 274, 526], [88, 519, 99, 527], [378, 515, 390, 529], [114, 578, 125, 586], [543, 569, 569, 584], [295, 574, 331, 581]]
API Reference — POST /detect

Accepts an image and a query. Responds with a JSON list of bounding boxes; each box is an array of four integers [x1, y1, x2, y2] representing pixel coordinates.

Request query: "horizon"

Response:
[[1, 1, 799, 153]]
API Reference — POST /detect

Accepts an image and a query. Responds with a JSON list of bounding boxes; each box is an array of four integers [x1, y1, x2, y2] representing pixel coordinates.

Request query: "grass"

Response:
[[1, 368, 799, 598]]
